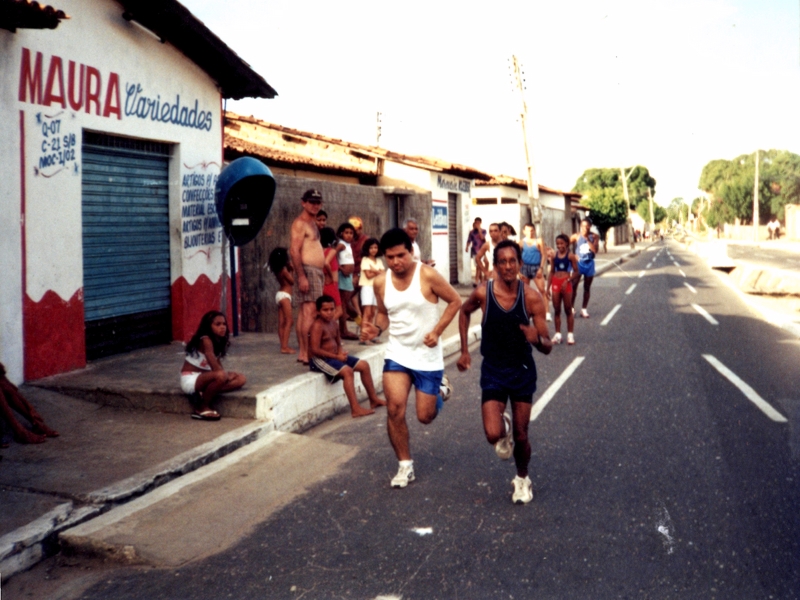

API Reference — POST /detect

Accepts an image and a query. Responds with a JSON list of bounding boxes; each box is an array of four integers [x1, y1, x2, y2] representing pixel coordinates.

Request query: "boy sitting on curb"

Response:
[[309, 295, 387, 418]]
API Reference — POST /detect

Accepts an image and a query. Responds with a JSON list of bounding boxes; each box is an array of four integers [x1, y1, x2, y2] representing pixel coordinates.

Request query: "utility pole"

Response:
[[376, 111, 382, 147], [620, 166, 635, 248], [647, 186, 655, 236], [753, 149, 759, 241], [510, 55, 541, 225]]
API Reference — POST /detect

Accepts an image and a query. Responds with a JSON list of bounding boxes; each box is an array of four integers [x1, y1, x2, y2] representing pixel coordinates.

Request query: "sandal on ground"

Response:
[[191, 409, 221, 421]]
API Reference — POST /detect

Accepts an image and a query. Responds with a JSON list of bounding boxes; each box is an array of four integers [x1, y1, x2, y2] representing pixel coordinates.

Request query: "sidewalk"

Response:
[[0, 245, 645, 578]]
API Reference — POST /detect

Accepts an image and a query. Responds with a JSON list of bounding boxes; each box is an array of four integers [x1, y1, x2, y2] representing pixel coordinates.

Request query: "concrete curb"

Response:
[[1, 325, 483, 578]]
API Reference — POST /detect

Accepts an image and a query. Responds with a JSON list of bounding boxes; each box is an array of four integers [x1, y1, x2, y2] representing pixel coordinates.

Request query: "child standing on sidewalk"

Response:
[[358, 237, 384, 344], [309, 295, 385, 418], [268, 247, 296, 355]]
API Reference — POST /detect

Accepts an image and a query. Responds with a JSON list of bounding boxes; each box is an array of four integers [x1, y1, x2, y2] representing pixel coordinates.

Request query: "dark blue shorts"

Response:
[[578, 261, 595, 277], [383, 359, 443, 396], [480, 360, 536, 404], [310, 354, 360, 383]]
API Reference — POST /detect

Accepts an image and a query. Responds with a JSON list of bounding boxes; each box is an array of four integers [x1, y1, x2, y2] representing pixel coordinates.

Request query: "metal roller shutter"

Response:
[[82, 132, 172, 359], [448, 192, 459, 284]]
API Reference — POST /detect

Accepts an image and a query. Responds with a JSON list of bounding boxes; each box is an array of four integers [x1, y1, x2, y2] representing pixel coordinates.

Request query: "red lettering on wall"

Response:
[[103, 72, 122, 120], [19, 49, 122, 120], [85, 66, 101, 115], [18, 48, 43, 104], [67, 61, 84, 111], [43, 55, 66, 108]]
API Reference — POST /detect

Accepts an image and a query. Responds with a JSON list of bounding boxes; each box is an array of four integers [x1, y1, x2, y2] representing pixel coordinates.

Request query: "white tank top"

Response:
[[383, 262, 444, 371], [487, 239, 496, 266]]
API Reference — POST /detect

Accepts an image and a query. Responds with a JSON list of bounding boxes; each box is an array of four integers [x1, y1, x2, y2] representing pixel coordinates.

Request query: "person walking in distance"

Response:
[[570, 218, 599, 318], [457, 240, 552, 504], [465, 217, 486, 287], [547, 234, 579, 345], [360, 228, 461, 488], [290, 189, 326, 364], [475, 223, 502, 280], [520, 222, 550, 322]]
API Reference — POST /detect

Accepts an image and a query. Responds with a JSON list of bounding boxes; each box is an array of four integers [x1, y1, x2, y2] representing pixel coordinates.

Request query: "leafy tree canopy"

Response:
[[636, 199, 667, 224], [581, 186, 629, 239], [574, 166, 656, 210], [698, 150, 800, 224]]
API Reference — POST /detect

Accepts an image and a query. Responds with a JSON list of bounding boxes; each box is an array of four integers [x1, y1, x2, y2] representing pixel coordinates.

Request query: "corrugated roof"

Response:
[[0, 0, 69, 32], [116, 0, 276, 100], [474, 174, 582, 200]]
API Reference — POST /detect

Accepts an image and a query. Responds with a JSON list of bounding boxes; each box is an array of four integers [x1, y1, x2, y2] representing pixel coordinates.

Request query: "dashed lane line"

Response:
[[691, 303, 719, 325], [530, 357, 585, 422], [638, 270, 646, 278], [625, 283, 637, 295], [601, 304, 622, 326], [702, 355, 788, 423], [679, 269, 687, 278], [683, 282, 697, 294]]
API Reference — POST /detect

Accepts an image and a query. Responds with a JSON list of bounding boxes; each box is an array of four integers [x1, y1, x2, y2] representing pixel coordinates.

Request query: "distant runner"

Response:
[[547, 234, 579, 345], [457, 240, 552, 504], [570, 218, 599, 318], [361, 228, 461, 488]]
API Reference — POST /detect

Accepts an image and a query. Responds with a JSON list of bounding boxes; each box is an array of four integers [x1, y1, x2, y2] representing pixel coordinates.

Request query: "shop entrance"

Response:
[[448, 192, 459, 284], [81, 132, 172, 360]]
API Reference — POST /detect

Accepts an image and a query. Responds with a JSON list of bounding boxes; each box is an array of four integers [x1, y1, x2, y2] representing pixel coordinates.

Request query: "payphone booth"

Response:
[[215, 157, 276, 334]]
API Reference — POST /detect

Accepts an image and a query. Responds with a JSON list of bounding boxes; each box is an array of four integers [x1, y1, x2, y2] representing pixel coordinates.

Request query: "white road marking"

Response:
[[530, 357, 585, 422], [601, 304, 622, 326], [638, 270, 646, 278], [691, 303, 719, 325], [702, 355, 788, 423], [646, 262, 653, 269], [683, 282, 697, 294], [625, 283, 637, 295], [679, 269, 687, 278], [673, 261, 680, 268]]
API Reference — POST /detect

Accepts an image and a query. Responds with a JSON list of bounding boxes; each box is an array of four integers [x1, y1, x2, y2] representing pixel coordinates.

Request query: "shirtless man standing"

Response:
[[475, 223, 502, 280], [360, 228, 461, 488], [290, 189, 326, 364]]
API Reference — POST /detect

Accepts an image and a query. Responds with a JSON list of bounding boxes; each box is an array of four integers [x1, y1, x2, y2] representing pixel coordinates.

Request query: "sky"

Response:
[[182, 0, 800, 206]]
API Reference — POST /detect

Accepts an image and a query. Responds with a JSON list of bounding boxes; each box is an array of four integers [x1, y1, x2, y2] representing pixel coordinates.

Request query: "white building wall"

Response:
[[1, 0, 227, 381]]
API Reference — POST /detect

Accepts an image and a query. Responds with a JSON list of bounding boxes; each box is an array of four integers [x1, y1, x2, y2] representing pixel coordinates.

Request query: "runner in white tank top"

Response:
[[361, 228, 462, 489]]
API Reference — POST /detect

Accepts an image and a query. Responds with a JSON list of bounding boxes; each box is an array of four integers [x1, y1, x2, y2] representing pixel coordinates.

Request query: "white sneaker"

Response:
[[391, 463, 415, 488], [439, 374, 452, 402], [552, 332, 562, 345], [567, 332, 575, 345], [494, 411, 513, 460], [546, 312, 552, 322], [580, 308, 590, 318], [512, 475, 534, 504]]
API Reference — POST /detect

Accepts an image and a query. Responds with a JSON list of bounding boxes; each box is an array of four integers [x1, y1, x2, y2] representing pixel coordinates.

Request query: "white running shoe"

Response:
[[552, 332, 562, 345], [495, 411, 514, 460], [391, 463, 415, 488], [512, 475, 534, 504], [567, 332, 575, 345], [439, 374, 452, 402], [546, 311, 552, 322], [580, 308, 590, 318]]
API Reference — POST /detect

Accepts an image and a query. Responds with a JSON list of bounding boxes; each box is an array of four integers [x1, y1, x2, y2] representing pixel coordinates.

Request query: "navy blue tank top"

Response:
[[481, 280, 535, 371], [553, 252, 572, 273]]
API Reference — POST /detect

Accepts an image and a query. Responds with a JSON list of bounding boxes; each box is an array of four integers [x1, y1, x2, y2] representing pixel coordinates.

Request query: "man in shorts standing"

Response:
[[360, 228, 461, 488], [457, 240, 552, 504], [290, 189, 326, 365], [465, 217, 486, 287]]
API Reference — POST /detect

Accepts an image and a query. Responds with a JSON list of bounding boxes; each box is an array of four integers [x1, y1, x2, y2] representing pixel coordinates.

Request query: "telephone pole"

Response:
[[753, 149, 759, 241], [510, 55, 541, 225], [620, 166, 635, 248]]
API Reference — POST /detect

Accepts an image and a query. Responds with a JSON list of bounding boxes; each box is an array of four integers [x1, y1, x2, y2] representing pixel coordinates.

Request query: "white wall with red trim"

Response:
[[0, 0, 231, 382]]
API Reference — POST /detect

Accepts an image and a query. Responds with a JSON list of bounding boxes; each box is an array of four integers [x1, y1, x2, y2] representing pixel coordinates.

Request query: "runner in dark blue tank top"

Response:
[[458, 240, 552, 505]]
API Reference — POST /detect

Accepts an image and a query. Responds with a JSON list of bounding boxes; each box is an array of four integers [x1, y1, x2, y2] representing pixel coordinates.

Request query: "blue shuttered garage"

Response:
[[82, 132, 172, 360]]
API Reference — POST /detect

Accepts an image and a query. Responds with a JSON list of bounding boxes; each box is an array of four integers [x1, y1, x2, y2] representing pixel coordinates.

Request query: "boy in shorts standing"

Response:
[[309, 295, 386, 418]]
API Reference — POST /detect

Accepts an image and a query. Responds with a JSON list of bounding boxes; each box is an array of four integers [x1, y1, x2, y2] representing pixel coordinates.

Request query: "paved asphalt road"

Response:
[[727, 242, 800, 273], [11, 240, 800, 599]]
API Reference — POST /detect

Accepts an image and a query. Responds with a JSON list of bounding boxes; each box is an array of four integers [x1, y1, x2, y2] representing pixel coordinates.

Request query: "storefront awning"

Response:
[[117, 0, 277, 100]]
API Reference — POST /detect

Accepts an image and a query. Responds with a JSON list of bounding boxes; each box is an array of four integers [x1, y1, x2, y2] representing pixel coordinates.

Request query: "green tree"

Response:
[[666, 197, 686, 226], [575, 166, 656, 210], [636, 199, 667, 224], [580, 186, 629, 243]]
